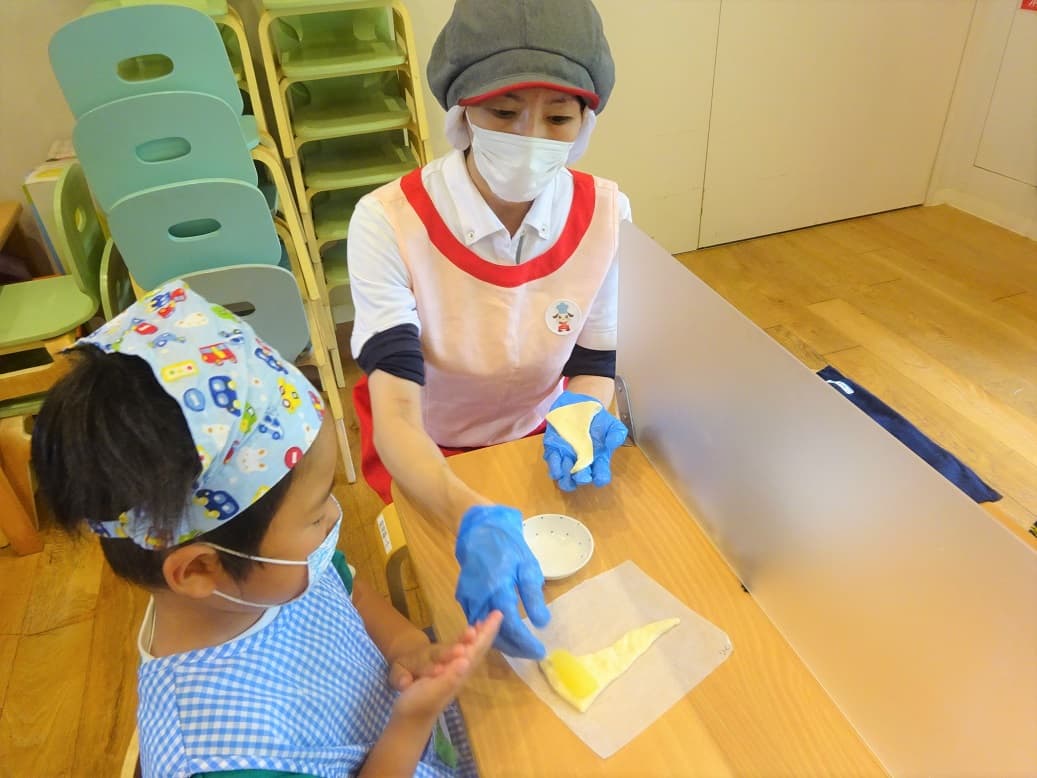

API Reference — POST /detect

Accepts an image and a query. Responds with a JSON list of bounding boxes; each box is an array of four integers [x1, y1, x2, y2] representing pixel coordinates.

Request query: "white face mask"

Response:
[[207, 496, 342, 609], [468, 118, 575, 203]]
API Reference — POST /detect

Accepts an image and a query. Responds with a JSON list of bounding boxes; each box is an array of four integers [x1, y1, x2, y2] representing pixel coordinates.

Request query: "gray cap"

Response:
[[427, 0, 615, 114]]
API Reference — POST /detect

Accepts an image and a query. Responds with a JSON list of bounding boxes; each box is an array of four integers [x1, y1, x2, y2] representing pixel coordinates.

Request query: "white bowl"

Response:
[[523, 514, 594, 581]]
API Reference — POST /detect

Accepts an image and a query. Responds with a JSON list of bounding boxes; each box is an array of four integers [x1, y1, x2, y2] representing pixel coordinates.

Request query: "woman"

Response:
[[348, 0, 630, 660]]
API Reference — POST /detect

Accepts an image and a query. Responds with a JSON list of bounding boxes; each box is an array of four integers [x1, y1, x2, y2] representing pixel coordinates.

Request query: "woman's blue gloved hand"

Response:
[[543, 391, 628, 491], [454, 505, 551, 660]]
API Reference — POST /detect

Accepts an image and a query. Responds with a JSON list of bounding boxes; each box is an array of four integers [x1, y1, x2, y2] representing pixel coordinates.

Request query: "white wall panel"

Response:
[[700, 0, 974, 247], [975, 9, 1037, 187]]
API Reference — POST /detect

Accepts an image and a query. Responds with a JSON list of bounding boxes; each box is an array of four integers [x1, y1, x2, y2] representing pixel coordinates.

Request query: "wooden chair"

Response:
[[119, 730, 141, 778], [0, 401, 45, 555], [376, 503, 413, 618]]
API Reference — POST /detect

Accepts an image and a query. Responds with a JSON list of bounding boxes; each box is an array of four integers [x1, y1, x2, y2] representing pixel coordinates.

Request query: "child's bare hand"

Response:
[[389, 639, 466, 692], [391, 611, 502, 723]]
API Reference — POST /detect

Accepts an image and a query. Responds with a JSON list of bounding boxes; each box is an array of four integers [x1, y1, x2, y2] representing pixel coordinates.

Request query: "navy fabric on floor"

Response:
[[818, 366, 1001, 503]]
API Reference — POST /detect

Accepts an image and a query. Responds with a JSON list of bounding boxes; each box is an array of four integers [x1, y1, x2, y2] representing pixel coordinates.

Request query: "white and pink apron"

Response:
[[354, 167, 618, 503]]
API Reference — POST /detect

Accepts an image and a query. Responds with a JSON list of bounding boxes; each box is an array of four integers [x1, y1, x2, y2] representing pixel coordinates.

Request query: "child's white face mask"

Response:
[[468, 117, 575, 203], [207, 497, 342, 609]]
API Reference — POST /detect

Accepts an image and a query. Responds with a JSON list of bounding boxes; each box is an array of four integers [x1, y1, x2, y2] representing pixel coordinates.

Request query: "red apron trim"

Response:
[[354, 373, 548, 506], [399, 167, 597, 289]]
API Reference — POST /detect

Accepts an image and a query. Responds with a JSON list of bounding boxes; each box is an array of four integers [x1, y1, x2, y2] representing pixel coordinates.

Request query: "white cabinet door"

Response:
[[575, 0, 721, 253], [409, 0, 721, 255], [975, 8, 1037, 187], [699, 0, 975, 247]]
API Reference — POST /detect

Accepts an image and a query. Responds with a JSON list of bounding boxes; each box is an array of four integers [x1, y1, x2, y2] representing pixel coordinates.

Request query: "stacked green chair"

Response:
[[47, 3, 357, 481], [50, 5, 259, 149], [256, 0, 434, 339], [79, 0, 269, 138], [180, 265, 310, 362], [106, 179, 281, 290], [254, 0, 433, 615], [73, 91, 260, 213], [74, 90, 280, 216]]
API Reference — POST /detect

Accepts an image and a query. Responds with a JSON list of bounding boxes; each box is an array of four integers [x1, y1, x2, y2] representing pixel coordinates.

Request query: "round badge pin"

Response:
[[546, 299, 581, 336]]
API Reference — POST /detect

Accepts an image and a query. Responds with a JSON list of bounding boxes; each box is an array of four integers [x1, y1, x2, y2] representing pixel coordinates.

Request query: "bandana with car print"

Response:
[[81, 280, 324, 549]]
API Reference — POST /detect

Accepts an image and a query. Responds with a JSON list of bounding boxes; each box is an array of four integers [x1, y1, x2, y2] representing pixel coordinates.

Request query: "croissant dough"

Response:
[[545, 400, 603, 473], [540, 618, 680, 713]]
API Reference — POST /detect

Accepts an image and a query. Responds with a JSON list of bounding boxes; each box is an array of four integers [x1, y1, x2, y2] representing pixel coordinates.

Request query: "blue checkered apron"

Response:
[[137, 564, 474, 777]]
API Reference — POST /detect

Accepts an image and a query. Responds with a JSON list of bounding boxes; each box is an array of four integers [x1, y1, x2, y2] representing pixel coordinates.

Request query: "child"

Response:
[[31, 281, 500, 778]]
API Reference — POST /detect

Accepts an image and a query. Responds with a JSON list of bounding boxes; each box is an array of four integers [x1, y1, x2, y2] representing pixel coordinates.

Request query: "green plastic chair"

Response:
[[180, 265, 309, 361], [83, 1, 250, 101], [84, 0, 228, 16], [0, 277, 96, 352], [0, 163, 118, 354], [320, 240, 349, 294], [100, 240, 136, 321], [301, 133, 418, 193], [272, 8, 405, 80], [0, 164, 108, 351], [311, 186, 377, 245], [52, 164, 105, 310], [288, 72, 410, 142], [49, 5, 256, 145], [264, 0, 381, 8], [74, 91, 257, 212], [0, 163, 109, 346], [0, 395, 48, 422], [107, 179, 281, 290], [220, 23, 246, 89]]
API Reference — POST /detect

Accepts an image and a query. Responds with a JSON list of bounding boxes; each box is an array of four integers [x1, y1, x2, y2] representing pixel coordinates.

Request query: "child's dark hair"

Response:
[[32, 344, 292, 588]]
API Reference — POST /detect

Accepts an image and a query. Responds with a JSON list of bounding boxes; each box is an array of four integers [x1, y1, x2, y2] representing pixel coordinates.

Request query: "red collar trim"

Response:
[[399, 167, 596, 288]]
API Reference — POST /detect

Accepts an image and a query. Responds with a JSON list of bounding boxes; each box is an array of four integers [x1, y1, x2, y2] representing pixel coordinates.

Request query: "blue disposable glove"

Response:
[[454, 505, 551, 660], [543, 391, 629, 492]]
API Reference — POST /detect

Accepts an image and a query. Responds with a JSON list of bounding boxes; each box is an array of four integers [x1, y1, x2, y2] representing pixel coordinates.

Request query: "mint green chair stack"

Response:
[[45, 2, 358, 482], [107, 179, 281, 290], [81, 0, 270, 137], [271, 7, 405, 80], [49, 4, 258, 147], [256, 0, 432, 340], [288, 72, 412, 142], [85, 0, 228, 15], [180, 265, 310, 361], [73, 91, 258, 212]]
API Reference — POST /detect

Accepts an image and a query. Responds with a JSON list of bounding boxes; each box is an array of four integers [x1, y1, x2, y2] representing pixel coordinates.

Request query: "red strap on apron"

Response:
[[352, 374, 546, 505]]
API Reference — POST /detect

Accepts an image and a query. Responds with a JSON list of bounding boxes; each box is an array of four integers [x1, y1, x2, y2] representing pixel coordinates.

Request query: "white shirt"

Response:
[[348, 149, 631, 358], [136, 596, 280, 662]]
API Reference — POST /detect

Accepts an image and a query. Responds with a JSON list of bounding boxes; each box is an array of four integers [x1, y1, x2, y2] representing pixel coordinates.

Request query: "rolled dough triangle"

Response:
[[540, 617, 680, 712], [545, 400, 603, 473]]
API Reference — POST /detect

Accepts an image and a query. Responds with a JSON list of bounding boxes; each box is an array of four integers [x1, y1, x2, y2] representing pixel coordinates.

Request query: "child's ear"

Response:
[[162, 544, 227, 598]]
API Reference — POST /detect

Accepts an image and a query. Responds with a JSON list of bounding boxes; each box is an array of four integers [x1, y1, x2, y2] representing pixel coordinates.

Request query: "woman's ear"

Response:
[[445, 105, 472, 150], [162, 544, 226, 599]]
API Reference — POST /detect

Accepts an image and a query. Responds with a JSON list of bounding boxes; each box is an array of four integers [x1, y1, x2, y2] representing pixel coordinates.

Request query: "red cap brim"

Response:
[[459, 81, 600, 111]]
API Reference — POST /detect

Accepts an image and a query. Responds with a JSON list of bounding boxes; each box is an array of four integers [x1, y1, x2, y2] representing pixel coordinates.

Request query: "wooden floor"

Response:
[[1, 204, 1034, 777], [680, 205, 1037, 543]]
